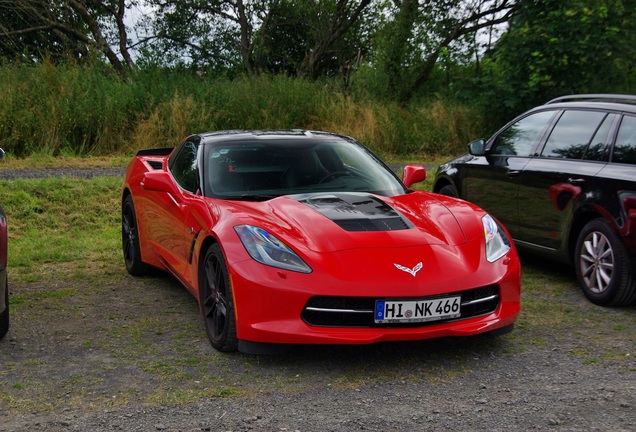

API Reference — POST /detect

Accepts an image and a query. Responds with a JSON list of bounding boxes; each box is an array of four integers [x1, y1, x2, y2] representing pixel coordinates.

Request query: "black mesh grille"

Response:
[[334, 217, 411, 232], [301, 285, 500, 327]]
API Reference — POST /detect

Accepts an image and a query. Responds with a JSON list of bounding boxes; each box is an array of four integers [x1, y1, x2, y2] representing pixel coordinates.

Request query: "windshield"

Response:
[[203, 138, 406, 200]]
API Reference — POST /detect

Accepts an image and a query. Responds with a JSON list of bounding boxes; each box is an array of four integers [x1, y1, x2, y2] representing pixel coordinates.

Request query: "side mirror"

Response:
[[141, 171, 180, 197], [468, 139, 486, 156], [402, 164, 427, 188]]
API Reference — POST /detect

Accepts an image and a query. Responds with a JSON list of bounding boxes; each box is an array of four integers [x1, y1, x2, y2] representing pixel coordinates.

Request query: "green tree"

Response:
[[0, 0, 136, 81], [483, 0, 636, 118], [142, 0, 372, 78], [370, 0, 515, 102]]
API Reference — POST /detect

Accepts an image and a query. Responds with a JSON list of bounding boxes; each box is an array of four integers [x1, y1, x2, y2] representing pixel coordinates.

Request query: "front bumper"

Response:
[[227, 243, 521, 346]]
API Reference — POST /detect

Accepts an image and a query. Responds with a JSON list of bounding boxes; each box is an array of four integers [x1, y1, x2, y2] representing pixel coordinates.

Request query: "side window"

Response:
[[490, 110, 555, 157], [613, 115, 636, 165], [541, 110, 607, 159], [169, 141, 199, 192]]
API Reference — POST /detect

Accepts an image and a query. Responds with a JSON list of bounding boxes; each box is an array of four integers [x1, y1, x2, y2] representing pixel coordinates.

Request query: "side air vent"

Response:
[[147, 160, 163, 170]]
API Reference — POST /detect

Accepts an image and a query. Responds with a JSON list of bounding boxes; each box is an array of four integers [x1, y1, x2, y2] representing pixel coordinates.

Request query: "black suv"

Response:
[[433, 94, 636, 306]]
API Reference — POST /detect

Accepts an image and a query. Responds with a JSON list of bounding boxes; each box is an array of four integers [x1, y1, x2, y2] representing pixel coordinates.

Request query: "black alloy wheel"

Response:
[[575, 219, 636, 306], [122, 195, 148, 276], [200, 244, 238, 352]]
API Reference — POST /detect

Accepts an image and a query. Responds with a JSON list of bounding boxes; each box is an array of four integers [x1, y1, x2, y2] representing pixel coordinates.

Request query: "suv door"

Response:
[[517, 110, 615, 251], [464, 110, 557, 237], [595, 113, 636, 253]]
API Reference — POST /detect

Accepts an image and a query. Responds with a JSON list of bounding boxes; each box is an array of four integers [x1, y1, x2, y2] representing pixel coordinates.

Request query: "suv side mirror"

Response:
[[468, 139, 486, 156]]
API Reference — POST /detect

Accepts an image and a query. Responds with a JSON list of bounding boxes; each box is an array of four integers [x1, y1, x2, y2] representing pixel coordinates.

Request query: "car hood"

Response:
[[221, 192, 480, 253]]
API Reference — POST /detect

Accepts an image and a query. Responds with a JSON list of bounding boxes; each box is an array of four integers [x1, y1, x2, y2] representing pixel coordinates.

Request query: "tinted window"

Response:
[[205, 139, 406, 198], [541, 110, 607, 159], [491, 110, 555, 157], [613, 115, 636, 165], [584, 113, 615, 161], [170, 141, 199, 192]]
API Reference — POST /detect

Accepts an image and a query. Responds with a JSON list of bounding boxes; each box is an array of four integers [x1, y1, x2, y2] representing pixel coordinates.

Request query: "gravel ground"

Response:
[[0, 167, 126, 180], [1, 166, 635, 432], [3, 317, 634, 432]]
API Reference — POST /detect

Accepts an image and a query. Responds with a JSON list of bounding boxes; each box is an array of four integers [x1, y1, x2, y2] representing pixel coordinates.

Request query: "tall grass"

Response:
[[0, 61, 485, 158]]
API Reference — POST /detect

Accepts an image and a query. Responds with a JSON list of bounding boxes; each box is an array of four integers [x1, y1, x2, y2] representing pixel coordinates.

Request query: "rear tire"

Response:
[[200, 244, 238, 352], [574, 219, 636, 306], [122, 195, 149, 276]]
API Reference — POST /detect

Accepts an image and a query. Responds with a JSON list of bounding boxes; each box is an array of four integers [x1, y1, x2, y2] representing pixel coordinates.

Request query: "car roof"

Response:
[[541, 94, 636, 114], [197, 129, 354, 145]]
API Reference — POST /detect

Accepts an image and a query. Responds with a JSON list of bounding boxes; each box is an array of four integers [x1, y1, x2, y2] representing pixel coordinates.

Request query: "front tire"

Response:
[[122, 194, 149, 276], [200, 244, 238, 352], [574, 219, 636, 306]]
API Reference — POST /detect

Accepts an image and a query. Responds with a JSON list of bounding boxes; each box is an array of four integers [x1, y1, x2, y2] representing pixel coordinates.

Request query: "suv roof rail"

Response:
[[546, 94, 636, 105]]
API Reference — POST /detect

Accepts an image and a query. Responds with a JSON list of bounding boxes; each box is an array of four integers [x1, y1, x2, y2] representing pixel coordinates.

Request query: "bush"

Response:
[[0, 61, 485, 158]]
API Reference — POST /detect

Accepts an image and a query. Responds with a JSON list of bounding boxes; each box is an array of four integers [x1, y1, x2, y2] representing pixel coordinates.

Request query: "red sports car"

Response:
[[121, 130, 520, 354]]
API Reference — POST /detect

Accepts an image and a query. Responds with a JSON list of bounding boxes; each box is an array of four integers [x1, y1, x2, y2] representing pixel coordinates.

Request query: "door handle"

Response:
[[507, 170, 521, 178], [568, 178, 585, 185]]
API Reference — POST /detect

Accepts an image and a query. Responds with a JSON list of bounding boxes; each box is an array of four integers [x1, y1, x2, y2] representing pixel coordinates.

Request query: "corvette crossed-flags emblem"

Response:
[[394, 262, 423, 277]]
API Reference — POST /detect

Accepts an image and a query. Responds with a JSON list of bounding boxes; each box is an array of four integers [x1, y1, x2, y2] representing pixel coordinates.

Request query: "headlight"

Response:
[[234, 225, 312, 273], [482, 214, 511, 262]]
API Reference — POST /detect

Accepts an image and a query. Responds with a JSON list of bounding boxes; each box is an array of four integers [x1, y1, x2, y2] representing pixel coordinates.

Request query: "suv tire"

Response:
[[574, 219, 636, 306], [438, 185, 457, 197]]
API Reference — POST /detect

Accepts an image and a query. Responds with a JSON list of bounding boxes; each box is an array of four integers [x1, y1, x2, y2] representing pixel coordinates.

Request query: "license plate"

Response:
[[374, 296, 461, 323]]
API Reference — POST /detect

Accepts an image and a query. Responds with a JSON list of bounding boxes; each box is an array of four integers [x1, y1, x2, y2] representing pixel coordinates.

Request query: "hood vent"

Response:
[[334, 217, 411, 232], [297, 193, 413, 232]]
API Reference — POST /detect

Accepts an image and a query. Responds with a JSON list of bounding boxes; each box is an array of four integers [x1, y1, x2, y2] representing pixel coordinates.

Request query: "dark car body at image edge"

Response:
[[434, 94, 636, 306], [0, 147, 9, 340]]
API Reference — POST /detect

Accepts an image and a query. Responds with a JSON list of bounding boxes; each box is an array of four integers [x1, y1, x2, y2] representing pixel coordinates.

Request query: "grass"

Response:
[[0, 158, 634, 413], [0, 176, 122, 282]]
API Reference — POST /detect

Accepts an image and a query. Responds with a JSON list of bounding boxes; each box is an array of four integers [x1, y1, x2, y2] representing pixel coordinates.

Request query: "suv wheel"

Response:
[[438, 185, 457, 197], [574, 219, 636, 306]]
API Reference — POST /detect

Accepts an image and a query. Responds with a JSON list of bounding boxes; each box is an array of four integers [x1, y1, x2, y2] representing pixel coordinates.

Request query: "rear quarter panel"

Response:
[[122, 150, 175, 270]]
